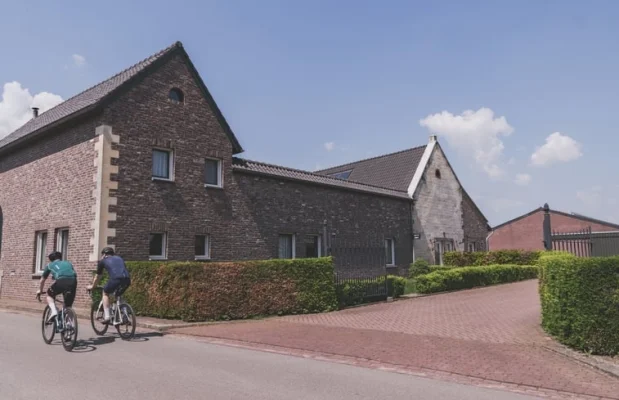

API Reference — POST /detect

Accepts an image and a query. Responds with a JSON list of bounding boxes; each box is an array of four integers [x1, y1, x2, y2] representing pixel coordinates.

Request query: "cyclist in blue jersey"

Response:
[[87, 247, 131, 325]]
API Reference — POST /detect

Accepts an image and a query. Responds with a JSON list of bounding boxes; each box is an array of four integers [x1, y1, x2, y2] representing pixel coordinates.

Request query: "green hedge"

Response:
[[539, 255, 619, 355], [413, 264, 539, 294], [443, 250, 541, 267], [93, 258, 337, 322], [336, 275, 406, 307], [409, 259, 430, 278]]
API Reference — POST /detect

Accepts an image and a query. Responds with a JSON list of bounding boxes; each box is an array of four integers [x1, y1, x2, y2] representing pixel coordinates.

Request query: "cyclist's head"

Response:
[[48, 251, 62, 262], [101, 247, 115, 257]]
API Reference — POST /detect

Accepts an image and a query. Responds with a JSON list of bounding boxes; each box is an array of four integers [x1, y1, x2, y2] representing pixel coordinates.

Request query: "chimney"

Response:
[[32, 107, 39, 118], [429, 135, 437, 143]]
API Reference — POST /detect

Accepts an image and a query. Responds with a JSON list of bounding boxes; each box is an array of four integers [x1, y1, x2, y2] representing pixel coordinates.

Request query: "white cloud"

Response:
[[507, 157, 516, 165], [487, 197, 523, 213], [531, 132, 582, 167], [514, 173, 531, 186], [72, 54, 86, 67], [419, 107, 514, 178], [324, 142, 335, 152], [0, 81, 63, 139], [576, 186, 603, 208]]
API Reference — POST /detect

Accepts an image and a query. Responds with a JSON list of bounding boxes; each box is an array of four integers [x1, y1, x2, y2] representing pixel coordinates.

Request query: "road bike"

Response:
[[37, 292, 78, 352], [88, 285, 136, 340]]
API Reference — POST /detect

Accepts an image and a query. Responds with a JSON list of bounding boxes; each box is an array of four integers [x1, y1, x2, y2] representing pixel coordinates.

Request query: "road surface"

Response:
[[0, 310, 541, 400]]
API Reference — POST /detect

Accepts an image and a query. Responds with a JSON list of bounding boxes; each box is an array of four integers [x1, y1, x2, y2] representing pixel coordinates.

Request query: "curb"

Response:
[[543, 344, 619, 379]]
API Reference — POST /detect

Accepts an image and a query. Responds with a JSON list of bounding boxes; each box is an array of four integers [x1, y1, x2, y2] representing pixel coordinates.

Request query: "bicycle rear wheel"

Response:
[[116, 303, 136, 340], [60, 308, 78, 352], [41, 306, 56, 344], [91, 301, 108, 336]]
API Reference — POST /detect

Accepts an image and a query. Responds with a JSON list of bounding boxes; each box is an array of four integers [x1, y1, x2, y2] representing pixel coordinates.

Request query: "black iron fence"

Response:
[[551, 227, 593, 257], [334, 273, 388, 307]]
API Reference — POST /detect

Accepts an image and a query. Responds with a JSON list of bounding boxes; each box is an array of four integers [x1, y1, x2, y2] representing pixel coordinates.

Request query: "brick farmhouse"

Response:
[[488, 207, 619, 250], [0, 41, 489, 304]]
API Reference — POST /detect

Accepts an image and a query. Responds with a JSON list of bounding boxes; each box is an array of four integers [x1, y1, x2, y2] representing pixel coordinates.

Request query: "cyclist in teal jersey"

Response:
[[36, 251, 78, 322]]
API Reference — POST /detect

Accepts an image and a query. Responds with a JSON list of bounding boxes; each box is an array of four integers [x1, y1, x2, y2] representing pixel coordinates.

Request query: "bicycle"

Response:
[[87, 285, 136, 340], [37, 292, 78, 352]]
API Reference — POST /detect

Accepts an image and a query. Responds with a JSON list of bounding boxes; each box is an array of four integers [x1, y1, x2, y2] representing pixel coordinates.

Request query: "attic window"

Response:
[[329, 170, 353, 180], [435, 169, 441, 179], [168, 88, 184, 103]]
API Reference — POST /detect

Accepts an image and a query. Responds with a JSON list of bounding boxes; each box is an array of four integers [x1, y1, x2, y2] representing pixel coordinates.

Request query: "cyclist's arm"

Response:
[[89, 260, 105, 288], [38, 266, 50, 293]]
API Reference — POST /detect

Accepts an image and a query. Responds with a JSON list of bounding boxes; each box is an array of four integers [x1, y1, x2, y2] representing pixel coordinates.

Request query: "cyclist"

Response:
[[36, 251, 78, 323], [87, 247, 131, 325]]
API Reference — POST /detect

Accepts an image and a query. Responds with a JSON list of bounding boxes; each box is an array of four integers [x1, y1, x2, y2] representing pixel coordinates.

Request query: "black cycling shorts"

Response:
[[47, 277, 77, 307], [103, 276, 131, 296]]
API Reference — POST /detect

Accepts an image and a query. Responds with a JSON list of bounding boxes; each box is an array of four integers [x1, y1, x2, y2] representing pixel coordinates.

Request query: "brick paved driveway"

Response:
[[173, 281, 619, 399]]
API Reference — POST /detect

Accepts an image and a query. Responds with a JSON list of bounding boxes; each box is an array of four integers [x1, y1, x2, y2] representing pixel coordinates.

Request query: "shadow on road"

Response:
[[121, 331, 164, 343]]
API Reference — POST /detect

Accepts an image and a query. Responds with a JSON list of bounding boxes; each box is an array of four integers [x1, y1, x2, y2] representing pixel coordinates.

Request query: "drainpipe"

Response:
[[486, 230, 494, 251]]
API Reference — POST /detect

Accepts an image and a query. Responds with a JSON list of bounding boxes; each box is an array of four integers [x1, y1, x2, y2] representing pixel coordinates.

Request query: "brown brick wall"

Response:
[[0, 118, 99, 304], [461, 191, 488, 252], [489, 210, 618, 250]]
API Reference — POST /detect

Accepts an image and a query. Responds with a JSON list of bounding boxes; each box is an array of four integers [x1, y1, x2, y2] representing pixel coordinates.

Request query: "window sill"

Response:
[[195, 256, 211, 261], [204, 184, 223, 190], [32, 273, 43, 279], [152, 177, 175, 183], [386, 264, 397, 268], [149, 256, 168, 261]]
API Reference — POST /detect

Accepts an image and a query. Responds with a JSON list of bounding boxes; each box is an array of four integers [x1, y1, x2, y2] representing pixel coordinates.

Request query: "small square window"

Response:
[[153, 149, 174, 180], [35, 231, 48, 274], [278, 234, 295, 259], [55, 228, 69, 260], [149, 232, 167, 259], [467, 242, 475, 252], [195, 235, 211, 260], [205, 158, 222, 187], [385, 238, 395, 266], [303, 235, 322, 258]]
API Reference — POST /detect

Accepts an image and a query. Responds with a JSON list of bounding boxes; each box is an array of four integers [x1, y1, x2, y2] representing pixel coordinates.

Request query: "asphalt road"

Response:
[[0, 310, 542, 400]]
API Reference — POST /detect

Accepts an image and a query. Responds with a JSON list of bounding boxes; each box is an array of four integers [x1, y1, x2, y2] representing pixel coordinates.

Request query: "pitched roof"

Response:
[[0, 41, 243, 155], [232, 158, 411, 200], [314, 146, 426, 192], [492, 207, 619, 231]]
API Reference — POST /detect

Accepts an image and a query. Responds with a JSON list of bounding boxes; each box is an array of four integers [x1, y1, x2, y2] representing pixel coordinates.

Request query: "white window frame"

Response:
[[152, 148, 175, 182], [149, 232, 168, 260], [385, 238, 395, 266], [195, 234, 211, 260], [55, 228, 69, 260], [278, 234, 296, 259], [467, 242, 475, 252], [204, 157, 223, 188], [35, 231, 48, 274]]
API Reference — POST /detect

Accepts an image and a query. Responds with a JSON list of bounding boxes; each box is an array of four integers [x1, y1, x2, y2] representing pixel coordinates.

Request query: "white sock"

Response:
[[49, 302, 58, 317], [104, 307, 110, 320]]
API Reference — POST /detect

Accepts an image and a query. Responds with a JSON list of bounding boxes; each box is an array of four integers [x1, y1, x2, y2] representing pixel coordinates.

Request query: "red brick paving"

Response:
[[172, 281, 619, 399]]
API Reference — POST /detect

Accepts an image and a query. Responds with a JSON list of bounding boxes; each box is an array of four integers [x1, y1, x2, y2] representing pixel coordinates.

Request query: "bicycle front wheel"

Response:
[[116, 303, 136, 340], [41, 306, 56, 344], [91, 301, 108, 336], [60, 308, 78, 352]]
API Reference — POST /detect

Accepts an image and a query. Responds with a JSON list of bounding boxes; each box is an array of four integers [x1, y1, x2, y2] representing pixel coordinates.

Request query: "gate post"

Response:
[[542, 203, 552, 251]]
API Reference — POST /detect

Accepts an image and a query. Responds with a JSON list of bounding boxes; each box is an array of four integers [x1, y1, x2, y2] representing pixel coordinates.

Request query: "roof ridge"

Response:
[[233, 157, 409, 193], [32, 41, 181, 121], [314, 145, 427, 173]]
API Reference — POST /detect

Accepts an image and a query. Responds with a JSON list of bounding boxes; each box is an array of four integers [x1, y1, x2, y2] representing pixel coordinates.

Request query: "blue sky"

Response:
[[1, 0, 618, 226]]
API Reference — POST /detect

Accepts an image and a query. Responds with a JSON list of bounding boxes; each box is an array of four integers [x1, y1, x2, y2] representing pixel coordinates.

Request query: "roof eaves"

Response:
[[314, 145, 426, 174]]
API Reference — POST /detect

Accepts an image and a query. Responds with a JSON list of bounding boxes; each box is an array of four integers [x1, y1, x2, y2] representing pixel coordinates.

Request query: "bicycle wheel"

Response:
[[91, 301, 108, 336], [60, 308, 78, 352], [116, 303, 136, 340], [41, 306, 56, 344]]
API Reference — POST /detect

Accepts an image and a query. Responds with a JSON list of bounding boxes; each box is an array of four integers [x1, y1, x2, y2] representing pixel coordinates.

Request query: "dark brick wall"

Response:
[[105, 52, 413, 276], [461, 191, 488, 251], [0, 118, 99, 303]]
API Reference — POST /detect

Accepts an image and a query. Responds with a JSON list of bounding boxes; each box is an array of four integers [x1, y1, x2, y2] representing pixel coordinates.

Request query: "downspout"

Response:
[[486, 229, 494, 251]]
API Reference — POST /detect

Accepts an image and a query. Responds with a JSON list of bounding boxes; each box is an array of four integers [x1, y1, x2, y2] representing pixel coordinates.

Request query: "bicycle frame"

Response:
[[92, 289, 125, 325]]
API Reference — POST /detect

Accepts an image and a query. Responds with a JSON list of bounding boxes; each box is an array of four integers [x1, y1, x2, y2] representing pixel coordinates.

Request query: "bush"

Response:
[[539, 255, 619, 355], [412, 264, 538, 294], [409, 259, 430, 277], [443, 250, 541, 267], [92, 257, 337, 322], [429, 265, 454, 272], [336, 275, 406, 307]]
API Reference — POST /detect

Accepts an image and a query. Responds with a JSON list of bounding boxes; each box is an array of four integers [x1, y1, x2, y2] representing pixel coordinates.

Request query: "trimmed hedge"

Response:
[[409, 259, 430, 278], [443, 250, 541, 267], [93, 258, 338, 322], [336, 275, 406, 307], [539, 255, 619, 355], [413, 264, 539, 294]]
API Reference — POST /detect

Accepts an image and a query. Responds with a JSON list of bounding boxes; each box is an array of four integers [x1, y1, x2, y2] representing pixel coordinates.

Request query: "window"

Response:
[[204, 158, 222, 187], [303, 235, 322, 258], [278, 234, 295, 259], [169, 88, 184, 103], [195, 235, 211, 260], [152, 149, 174, 180], [434, 238, 454, 265], [34, 231, 48, 274], [385, 238, 395, 266], [328, 170, 353, 180], [435, 169, 441, 179], [55, 228, 69, 260], [467, 242, 475, 252], [149, 232, 167, 259]]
